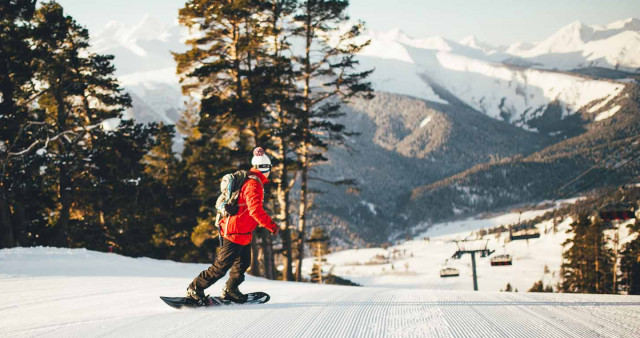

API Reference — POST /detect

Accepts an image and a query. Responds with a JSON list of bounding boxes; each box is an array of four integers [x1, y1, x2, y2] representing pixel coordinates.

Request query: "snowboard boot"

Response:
[[222, 285, 248, 303], [186, 285, 207, 303]]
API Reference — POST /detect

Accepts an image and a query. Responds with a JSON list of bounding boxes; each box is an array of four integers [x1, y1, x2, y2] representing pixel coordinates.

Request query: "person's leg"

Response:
[[189, 238, 243, 291], [225, 243, 252, 290]]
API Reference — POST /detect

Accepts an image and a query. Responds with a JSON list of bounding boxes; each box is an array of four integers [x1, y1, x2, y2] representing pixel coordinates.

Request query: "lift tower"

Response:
[[451, 239, 494, 291]]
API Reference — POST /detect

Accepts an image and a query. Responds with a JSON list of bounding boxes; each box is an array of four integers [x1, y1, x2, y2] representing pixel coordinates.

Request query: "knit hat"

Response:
[[251, 147, 272, 173]]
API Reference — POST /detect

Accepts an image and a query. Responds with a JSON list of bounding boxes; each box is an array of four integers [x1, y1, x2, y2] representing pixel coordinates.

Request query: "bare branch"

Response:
[[7, 129, 77, 157]]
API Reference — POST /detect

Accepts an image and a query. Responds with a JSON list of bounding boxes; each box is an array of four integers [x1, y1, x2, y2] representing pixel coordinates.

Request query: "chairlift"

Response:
[[509, 225, 540, 241], [439, 259, 459, 278], [599, 202, 636, 221], [490, 254, 513, 266], [440, 267, 460, 278]]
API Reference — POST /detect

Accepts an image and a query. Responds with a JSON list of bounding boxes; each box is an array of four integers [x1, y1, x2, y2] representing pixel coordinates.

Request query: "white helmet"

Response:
[[251, 147, 272, 173]]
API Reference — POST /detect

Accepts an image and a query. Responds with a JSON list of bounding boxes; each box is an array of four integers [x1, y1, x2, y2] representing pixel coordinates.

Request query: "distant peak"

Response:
[[605, 17, 640, 31], [378, 28, 410, 41], [567, 20, 584, 28], [459, 35, 494, 52], [460, 35, 478, 43], [556, 20, 588, 35]]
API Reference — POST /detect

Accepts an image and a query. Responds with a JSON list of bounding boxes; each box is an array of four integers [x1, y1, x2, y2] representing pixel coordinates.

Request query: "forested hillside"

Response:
[[406, 84, 640, 231]]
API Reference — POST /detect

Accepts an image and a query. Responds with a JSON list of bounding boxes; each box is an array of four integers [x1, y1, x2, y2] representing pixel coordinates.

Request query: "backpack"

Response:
[[214, 170, 263, 224]]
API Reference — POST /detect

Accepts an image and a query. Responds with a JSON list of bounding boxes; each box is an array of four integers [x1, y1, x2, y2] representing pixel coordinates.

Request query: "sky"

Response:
[[54, 0, 640, 45]]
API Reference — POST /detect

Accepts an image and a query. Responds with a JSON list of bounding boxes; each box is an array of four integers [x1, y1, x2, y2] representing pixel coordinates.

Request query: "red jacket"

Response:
[[219, 169, 277, 245]]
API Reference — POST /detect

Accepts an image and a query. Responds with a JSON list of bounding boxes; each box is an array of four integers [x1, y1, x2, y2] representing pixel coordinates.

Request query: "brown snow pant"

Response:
[[190, 238, 252, 291]]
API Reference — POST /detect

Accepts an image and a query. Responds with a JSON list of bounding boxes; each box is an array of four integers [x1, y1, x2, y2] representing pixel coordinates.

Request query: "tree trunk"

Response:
[[0, 188, 14, 248], [613, 222, 619, 294], [249, 233, 262, 276], [294, 8, 313, 282], [261, 232, 275, 279], [14, 198, 26, 246], [276, 123, 294, 281], [595, 235, 600, 293], [0, 66, 16, 248], [295, 144, 308, 281], [55, 84, 70, 247]]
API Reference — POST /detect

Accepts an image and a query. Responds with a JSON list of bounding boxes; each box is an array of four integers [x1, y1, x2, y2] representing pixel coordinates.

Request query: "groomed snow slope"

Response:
[[2, 247, 640, 338]]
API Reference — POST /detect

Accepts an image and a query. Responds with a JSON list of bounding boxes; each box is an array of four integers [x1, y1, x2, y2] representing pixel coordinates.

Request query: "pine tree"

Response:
[[528, 280, 553, 292], [562, 214, 615, 293], [261, 0, 299, 281], [176, 0, 264, 275], [175, 0, 298, 278], [308, 226, 329, 283], [84, 120, 163, 255], [620, 219, 640, 294], [0, 0, 41, 248], [291, 0, 374, 281], [32, 1, 131, 246]]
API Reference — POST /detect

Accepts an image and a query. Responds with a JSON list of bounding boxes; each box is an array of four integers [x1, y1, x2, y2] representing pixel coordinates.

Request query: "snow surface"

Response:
[[419, 116, 432, 128], [595, 105, 622, 121], [360, 200, 378, 216], [2, 246, 640, 338]]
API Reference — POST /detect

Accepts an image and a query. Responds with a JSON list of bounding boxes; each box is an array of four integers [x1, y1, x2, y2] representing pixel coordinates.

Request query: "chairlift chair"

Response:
[[440, 267, 460, 278], [439, 259, 460, 278], [509, 225, 540, 240], [490, 254, 513, 266], [599, 202, 636, 221]]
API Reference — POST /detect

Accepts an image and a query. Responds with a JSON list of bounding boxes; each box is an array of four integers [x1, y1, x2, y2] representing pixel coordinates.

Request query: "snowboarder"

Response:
[[186, 147, 279, 304]]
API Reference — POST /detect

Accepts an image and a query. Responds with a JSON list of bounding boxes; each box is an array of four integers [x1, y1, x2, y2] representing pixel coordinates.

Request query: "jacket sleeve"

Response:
[[244, 180, 277, 233]]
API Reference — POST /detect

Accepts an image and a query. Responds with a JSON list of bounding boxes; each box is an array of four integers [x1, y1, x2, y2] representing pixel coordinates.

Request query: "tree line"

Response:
[[0, 0, 373, 282], [560, 187, 640, 294]]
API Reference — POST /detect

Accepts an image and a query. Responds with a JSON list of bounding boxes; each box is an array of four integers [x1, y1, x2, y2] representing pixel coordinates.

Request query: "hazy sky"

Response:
[[55, 0, 640, 45]]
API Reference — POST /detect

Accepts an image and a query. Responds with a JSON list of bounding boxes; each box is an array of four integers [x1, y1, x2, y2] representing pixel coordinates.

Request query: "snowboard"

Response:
[[160, 292, 270, 309]]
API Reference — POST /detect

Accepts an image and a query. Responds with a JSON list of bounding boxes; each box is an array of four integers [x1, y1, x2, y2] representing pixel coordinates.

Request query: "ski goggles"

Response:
[[257, 164, 272, 171]]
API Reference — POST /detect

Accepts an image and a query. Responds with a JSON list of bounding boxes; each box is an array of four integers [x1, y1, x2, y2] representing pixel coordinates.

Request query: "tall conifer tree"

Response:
[[291, 0, 373, 281], [0, 0, 40, 248], [562, 214, 615, 293], [33, 1, 131, 245]]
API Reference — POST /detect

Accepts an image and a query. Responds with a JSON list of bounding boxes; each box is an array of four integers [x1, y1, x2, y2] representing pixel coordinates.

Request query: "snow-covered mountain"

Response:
[[458, 35, 496, 53], [93, 16, 638, 133], [356, 29, 626, 131], [91, 15, 185, 125], [509, 18, 640, 71]]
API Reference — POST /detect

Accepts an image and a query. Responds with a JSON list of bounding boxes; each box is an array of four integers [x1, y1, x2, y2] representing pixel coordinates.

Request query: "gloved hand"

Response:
[[270, 222, 279, 236]]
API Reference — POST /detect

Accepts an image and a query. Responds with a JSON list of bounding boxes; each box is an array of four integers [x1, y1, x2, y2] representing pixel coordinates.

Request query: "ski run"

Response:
[[3, 203, 640, 338]]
